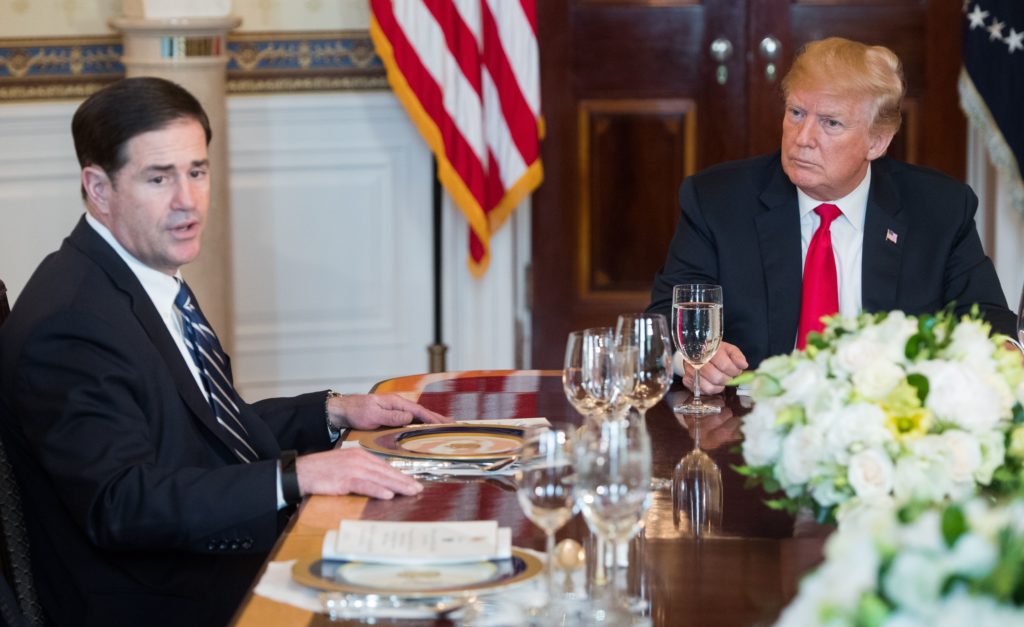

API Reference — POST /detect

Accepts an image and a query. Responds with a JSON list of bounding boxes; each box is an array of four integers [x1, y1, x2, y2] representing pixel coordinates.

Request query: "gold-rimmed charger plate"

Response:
[[352, 424, 525, 461], [291, 548, 542, 597]]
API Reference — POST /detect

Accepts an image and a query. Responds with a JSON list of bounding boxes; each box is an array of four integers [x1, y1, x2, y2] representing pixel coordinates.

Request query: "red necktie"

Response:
[[796, 203, 842, 349]]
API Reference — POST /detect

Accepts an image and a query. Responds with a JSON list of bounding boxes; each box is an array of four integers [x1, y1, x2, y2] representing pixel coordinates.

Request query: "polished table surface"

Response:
[[231, 370, 829, 626]]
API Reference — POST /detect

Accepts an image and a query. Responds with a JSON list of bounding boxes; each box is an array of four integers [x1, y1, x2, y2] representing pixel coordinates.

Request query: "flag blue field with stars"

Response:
[[960, 1, 1024, 213]]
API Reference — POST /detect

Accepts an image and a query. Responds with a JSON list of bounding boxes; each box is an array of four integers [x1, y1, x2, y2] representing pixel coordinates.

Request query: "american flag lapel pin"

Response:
[[885, 229, 898, 244]]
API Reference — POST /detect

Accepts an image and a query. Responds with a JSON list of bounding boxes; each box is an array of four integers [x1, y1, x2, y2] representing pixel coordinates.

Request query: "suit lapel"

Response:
[[66, 218, 271, 458], [862, 160, 906, 312], [756, 162, 803, 358]]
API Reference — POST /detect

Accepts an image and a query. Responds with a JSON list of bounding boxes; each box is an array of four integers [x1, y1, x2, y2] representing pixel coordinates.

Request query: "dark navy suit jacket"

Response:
[[0, 217, 332, 626], [648, 153, 1015, 368]]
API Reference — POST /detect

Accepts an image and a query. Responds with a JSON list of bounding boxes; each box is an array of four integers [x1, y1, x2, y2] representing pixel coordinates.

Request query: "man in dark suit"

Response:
[[0, 77, 447, 626], [649, 37, 1015, 393]]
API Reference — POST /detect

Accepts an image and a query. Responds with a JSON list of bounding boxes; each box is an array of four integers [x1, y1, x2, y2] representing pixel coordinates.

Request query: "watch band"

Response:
[[325, 390, 344, 438]]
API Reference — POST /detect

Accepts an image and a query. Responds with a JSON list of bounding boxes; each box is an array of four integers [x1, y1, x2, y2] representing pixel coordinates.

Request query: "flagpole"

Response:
[[428, 157, 448, 373]]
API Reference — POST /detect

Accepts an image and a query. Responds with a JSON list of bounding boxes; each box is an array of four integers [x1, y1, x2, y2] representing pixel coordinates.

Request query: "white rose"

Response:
[[883, 614, 929, 627], [847, 448, 895, 501], [740, 405, 782, 467], [833, 336, 887, 377], [945, 320, 996, 373], [820, 403, 893, 465], [895, 510, 945, 553], [965, 498, 1013, 540], [893, 439, 951, 503], [852, 358, 905, 400], [882, 552, 948, 615], [912, 361, 1007, 431], [811, 476, 849, 507], [778, 360, 826, 406], [933, 589, 1018, 627], [869, 311, 918, 362], [941, 430, 982, 484], [779, 425, 823, 486]]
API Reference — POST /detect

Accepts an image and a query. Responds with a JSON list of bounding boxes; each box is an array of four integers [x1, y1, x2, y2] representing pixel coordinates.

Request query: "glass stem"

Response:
[[610, 538, 621, 608], [545, 530, 556, 605], [692, 366, 703, 406]]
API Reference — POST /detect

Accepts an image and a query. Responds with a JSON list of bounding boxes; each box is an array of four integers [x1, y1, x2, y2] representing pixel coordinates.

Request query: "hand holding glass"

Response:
[[672, 284, 723, 414]]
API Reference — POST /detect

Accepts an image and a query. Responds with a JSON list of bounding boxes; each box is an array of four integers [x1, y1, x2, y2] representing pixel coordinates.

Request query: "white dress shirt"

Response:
[[85, 214, 288, 509], [797, 166, 871, 322]]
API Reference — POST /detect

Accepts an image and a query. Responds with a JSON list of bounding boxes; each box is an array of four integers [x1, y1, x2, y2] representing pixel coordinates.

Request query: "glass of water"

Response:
[[672, 284, 723, 414]]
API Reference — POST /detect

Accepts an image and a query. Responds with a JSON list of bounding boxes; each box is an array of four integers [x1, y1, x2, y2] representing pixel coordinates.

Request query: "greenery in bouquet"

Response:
[[775, 496, 1024, 627], [733, 307, 1024, 524]]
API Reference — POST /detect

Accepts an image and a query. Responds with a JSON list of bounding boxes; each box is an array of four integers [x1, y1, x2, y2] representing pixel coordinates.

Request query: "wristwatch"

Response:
[[326, 390, 344, 439]]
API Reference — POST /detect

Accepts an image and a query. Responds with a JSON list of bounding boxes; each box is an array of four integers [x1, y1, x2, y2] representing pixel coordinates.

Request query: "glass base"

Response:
[[673, 402, 721, 415]]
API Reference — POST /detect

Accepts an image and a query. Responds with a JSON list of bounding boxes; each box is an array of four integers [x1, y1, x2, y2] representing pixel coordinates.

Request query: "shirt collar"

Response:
[[796, 166, 871, 232], [85, 213, 182, 314]]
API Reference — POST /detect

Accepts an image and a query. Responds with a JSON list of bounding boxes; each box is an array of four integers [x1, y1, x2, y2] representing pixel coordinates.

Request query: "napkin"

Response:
[[322, 520, 512, 564]]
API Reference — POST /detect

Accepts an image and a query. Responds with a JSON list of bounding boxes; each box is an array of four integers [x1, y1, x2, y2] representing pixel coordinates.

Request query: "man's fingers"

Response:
[[379, 395, 452, 424]]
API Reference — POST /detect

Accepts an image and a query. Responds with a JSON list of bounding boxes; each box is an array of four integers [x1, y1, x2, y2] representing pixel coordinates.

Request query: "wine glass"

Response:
[[574, 417, 652, 620], [563, 331, 598, 418], [672, 284, 724, 414], [614, 313, 673, 431], [515, 425, 576, 619], [580, 327, 629, 420], [672, 415, 723, 538]]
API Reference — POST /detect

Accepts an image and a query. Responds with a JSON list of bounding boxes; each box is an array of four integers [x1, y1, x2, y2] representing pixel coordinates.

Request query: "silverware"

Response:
[[321, 592, 469, 620], [388, 457, 518, 474]]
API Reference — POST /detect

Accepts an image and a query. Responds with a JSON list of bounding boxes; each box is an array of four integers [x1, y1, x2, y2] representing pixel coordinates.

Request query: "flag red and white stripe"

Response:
[[369, 0, 544, 276]]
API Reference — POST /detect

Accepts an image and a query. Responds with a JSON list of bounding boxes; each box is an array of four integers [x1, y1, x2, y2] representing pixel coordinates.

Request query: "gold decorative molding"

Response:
[[0, 31, 386, 101]]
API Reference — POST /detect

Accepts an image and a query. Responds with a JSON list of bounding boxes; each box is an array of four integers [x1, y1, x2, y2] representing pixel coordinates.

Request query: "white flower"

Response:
[[847, 448, 895, 501], [852, 358, 905, 400], [778, 425, 824, 486], [945, 320, 996, 373], [893, 438, 952, 503], [940, 430, 982, 484], [833, 335, 887, 377], [912, 360, 1007, 431], [819, 403, 893, 465], [740, 405, 783, 467], [883, 551, 947, 616]]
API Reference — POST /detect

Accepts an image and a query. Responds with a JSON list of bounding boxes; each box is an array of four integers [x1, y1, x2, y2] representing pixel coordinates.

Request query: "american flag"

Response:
[[961, 1, 1023, 214], [369, 0, 544, 276]]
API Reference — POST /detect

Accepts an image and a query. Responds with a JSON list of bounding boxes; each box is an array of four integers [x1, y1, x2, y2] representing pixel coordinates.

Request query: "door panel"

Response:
[[532, 0, 964, 367]]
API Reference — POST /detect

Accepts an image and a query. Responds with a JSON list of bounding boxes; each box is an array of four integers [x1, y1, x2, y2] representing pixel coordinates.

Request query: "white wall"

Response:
[[0, 91, 528, 398]]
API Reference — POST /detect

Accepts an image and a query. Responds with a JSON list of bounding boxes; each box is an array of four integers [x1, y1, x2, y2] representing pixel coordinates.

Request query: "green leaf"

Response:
[[941, 505, 967, 548], [854, 592, 890, 627], [729, 371, 756, 386], [905, 373, 929, 405]]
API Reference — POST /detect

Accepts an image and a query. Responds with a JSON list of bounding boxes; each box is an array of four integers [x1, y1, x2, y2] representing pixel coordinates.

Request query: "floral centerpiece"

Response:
[[734, 308, 1024, 524], [775, 496, 1024, 626]]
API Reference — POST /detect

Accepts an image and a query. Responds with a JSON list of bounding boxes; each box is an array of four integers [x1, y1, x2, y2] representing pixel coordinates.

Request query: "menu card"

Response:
[[322, 520, 512, 564]]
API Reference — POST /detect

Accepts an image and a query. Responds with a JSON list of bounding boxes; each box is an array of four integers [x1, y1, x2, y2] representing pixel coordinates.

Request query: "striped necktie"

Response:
[[175, 280, 257, 463]]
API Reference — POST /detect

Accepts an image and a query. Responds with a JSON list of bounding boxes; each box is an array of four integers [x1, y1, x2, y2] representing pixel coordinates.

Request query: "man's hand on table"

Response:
[[330, 393, 451, 430], [674, 341, 748, 394], [295, 448, 423, 499]]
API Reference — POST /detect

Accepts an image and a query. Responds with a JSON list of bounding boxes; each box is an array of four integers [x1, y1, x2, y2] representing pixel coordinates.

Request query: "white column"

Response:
[[110, 11, 240, 350]]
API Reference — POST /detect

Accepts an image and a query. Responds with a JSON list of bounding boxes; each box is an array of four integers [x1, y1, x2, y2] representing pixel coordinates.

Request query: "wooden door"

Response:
[[531, 0, 964, 368]]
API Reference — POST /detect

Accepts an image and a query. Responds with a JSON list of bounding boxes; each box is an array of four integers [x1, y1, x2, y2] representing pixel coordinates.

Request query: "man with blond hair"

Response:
[[648, 37, 1015, 392]]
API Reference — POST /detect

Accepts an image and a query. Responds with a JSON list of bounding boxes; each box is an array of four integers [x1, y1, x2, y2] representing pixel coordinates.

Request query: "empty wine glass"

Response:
[[615, 313, 673, 431], [581, 327, 629, 420], [574, 417, 652, 620], [672, 284, 724, 414], [672, 415, 723, 538], [563, 331, 598, 418], [515, 425, 576, 621]]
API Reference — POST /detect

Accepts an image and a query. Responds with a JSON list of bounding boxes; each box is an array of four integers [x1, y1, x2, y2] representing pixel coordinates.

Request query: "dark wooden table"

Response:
[[232, 370, 828, 626]]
